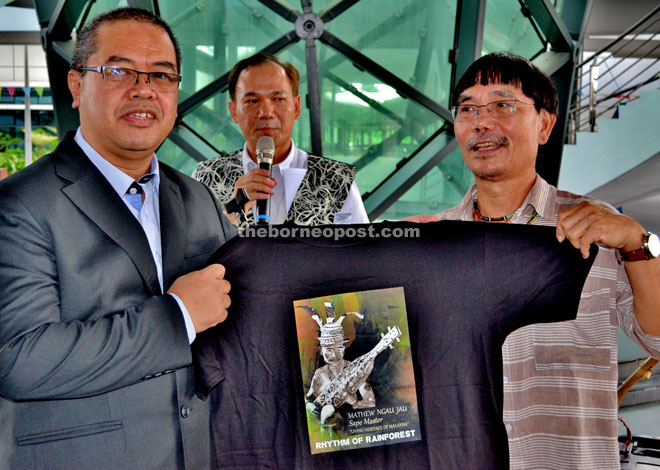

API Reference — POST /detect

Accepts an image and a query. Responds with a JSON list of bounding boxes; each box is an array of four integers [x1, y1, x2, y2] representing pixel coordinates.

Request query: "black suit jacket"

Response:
[[0, 133, 235, 470]]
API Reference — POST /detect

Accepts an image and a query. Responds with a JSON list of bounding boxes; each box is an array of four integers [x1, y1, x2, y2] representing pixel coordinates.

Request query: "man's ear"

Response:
[[294, 94, 301, 120], [68, 70, 81, 109], [538, 109, 557, 145], [228, 100, 238, 123]]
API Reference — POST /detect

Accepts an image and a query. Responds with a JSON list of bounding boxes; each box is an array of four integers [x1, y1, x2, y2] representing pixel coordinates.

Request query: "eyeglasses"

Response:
[[451, 99, 534, 122], [75, 65, 181, 93]]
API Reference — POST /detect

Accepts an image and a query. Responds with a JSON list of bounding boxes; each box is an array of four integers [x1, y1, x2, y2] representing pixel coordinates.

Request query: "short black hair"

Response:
[[452, 52, 558, 115], [228, 52, 300, 101], [70, 7, 181, 73]]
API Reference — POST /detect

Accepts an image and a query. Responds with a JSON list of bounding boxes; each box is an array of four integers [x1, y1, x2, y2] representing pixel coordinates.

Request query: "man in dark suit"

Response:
[[0, 8, 233, 470]]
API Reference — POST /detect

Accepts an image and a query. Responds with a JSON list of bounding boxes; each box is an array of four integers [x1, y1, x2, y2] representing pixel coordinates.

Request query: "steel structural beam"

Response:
[[44, 0, 86, 41], [558, 0, 590, 42], [258, 0, 300, 23], [177, 30, 299, 116], [304, 37, 323, 155], [521, 0, 573, 52], [33, 0, 86, 134], [316, 0, 423, 75], [319, 0, 360, 22], [316, 0, 424, 173], [320, 30, 453, 122], [533, 48, 573, 184], [450, 0, 486, 94], [167, 123, 223, 163], [324, 73, 404, 125], [364, 133, 458, 219], [522, 1, 591, 185], [537, 57, 574, 185]]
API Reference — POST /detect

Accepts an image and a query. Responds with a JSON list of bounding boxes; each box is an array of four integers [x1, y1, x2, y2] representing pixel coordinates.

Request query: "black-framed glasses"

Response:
[[75, 65, 181, 93], [451, 99, 534, 122]]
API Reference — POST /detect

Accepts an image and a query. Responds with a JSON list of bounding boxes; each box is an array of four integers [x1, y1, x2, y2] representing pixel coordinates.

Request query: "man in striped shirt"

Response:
[[409, 52, 660, 469]]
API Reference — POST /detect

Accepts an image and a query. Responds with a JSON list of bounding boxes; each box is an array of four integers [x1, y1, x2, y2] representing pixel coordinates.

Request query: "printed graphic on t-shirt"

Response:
[[293, 286, 421, 454]]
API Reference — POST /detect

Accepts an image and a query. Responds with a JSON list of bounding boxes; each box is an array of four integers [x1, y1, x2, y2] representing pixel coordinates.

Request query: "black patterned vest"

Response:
[[195, 150, 357, 226]]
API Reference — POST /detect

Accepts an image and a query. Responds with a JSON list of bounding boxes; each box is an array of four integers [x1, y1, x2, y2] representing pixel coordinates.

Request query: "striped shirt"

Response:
[[436, 175, 660, 470]]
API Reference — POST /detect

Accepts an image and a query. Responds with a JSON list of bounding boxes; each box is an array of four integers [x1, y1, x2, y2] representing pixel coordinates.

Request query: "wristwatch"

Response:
[[619, 232, 660, 261]]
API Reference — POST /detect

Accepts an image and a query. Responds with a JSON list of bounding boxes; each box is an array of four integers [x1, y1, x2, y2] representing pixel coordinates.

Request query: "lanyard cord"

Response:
[[473, 199, 538, 225]]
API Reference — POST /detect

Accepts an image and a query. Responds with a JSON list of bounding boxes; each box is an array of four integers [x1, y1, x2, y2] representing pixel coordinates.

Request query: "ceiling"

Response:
[[579, 0, 660, 234], [583, 0, 660, 58]]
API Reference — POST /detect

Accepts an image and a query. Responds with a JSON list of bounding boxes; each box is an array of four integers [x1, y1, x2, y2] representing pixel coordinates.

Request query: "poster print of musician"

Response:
[[293, 286, 421, 454]]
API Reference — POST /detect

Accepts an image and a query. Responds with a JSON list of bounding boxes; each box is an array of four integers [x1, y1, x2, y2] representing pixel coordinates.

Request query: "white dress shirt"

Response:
[[240, 141, 369, 224], [74, 129, 197, 343]]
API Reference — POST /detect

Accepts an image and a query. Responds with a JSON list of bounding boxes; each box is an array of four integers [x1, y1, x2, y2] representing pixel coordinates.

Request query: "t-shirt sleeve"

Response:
[[485, 224, 597, 334]]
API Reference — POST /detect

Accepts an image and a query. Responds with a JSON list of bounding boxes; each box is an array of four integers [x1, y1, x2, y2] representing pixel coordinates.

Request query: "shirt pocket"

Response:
[[532, 292, 613, 372]]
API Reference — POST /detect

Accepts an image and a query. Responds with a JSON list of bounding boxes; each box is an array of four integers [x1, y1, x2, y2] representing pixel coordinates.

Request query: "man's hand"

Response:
[[232, 168, 277, 213], [557, 201, 660, 336], [168, 264, 231, 333], [402, 214, 439, 223], [556, 201, 646, 259]]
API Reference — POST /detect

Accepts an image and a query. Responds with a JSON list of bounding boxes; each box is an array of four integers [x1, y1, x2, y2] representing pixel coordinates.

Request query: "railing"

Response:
[[567, 4, 660, 143]]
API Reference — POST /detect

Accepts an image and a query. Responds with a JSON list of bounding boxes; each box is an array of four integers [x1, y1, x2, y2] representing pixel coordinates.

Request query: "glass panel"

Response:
[[483, 0, 545, 58], [376, 145, 474, 221], [314, 43, 445, 194], [180, 39, 445, 195], [159, 0, 297, 99], [76, 0, 127, 31], [158, 138, 200, 177], [313, 0, 337, 11], [323, 0, 456, 108]]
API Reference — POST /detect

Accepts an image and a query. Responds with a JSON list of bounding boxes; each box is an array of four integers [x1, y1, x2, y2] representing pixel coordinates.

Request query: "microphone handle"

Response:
[[256, 160, 272, 224]]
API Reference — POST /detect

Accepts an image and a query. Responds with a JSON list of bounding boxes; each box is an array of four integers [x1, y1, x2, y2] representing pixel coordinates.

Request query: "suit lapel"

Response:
[[159, 170, 186, 290], [53, 134, 162, 295]]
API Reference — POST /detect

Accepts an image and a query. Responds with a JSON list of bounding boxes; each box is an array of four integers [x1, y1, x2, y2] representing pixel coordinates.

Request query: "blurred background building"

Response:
[[0, 1, 56, 177]]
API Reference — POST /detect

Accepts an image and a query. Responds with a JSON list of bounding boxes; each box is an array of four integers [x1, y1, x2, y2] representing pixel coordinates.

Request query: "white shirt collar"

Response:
[[242, 139, 298, 173], [74, 127, 160, 196]]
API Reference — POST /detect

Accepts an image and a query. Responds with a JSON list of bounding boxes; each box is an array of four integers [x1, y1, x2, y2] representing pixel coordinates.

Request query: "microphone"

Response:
[[255, 136, 275, 225]]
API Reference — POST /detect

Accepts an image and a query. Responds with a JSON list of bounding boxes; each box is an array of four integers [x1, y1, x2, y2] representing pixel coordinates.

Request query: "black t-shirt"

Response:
[[194, 221, 596, 470]]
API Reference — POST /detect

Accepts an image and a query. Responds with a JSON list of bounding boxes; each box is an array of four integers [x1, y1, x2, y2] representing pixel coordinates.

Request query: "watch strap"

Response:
[[619, 247, 651, 261], [619, 232, 657, 261]]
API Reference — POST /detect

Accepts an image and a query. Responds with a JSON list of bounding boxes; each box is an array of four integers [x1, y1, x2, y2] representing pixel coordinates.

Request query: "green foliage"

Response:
[[31, 127, 59, 159], [0, 133, 23, 174], [0, 127, 59, 176]]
